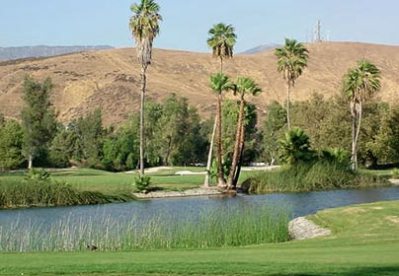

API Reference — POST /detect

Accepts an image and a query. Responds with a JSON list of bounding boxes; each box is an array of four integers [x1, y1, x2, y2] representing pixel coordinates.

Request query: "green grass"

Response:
[[0, 167, 256, 194], [1, 200, 398, 275]]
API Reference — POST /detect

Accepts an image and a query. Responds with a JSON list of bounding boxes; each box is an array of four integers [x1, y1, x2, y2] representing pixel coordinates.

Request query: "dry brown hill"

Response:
[[1, 42, 398, 125]]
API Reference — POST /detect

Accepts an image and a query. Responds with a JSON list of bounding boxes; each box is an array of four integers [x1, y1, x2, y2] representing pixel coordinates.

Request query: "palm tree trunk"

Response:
[[28, 154, 33, 170], [233, 121, 246, 187], [203, 115, 217, 188], [139, 65, 147, 176], [227, 97, 245, 188], [286, 82, 291, 130], [216, 93, 226, 187], [352, 102, 363, 170], [350, 102, 358, 170]]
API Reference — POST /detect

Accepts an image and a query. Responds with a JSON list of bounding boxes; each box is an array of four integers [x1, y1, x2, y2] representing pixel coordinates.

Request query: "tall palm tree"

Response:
[[129, 0, 162, 176], [227, 77, 262, 189], [203, 23, 236, 188], [343, 60, 381, 170], [207, 23, 237, 72], [210, 73, 234, 187], [275, 38, 309, 130]]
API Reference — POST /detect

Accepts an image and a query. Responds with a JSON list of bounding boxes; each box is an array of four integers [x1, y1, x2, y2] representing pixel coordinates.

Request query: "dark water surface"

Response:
[[1, 187, 399, 228]]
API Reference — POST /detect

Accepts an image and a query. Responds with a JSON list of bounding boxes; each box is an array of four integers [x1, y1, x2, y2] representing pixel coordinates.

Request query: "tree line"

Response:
[[0, 0, 393, 190]]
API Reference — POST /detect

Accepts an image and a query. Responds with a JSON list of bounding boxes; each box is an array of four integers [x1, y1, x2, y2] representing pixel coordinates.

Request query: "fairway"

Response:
[[1, 200, 398, 275], [0, 167, 257, 194]]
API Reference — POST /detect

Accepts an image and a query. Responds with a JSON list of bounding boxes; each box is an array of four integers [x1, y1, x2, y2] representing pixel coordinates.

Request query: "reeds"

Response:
[[243, 161, 387, 194], [0, 205, 289, 252], [0, 179, 129, 209]]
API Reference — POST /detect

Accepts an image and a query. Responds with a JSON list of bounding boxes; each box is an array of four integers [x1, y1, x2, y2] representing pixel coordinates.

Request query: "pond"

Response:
[[0, 187, 399, 252], [1, 186, 399, 228]]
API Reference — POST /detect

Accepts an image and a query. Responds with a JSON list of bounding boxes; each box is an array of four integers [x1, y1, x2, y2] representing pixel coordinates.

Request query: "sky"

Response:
[[1, 0, 398, 53]]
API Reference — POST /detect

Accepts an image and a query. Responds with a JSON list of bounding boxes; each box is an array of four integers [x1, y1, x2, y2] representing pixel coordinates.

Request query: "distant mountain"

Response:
[[240, 43, 281, 54], [0, 45, 113, 61], [1, 42, 399, 126]]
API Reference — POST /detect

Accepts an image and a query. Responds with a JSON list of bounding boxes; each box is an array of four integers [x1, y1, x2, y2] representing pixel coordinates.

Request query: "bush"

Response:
[[134, 175, 151, 192], [392, 168, 399, 179]]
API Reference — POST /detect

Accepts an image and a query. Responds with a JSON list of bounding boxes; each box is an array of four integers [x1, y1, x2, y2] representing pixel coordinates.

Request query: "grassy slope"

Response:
[[1, 201, 398, 275]]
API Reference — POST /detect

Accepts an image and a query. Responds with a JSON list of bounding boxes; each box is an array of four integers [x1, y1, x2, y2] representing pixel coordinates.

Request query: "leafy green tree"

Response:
[[275, 39, 309, 130], [21, 76, 58, 169], [58, 109, 105, 168], [209, 73, 234, 187], [0, 120, 24, 171], [227, 77, 262, 189], [262, 101, 287, 165], [367, 107, 399, 165], [49, 127, 74, 168], [129, 0, 162, 176], [102, 126, 139, 171], [343, 60, 381, 170], [279, 128, 315, 165], [127, 96, 208, 168]]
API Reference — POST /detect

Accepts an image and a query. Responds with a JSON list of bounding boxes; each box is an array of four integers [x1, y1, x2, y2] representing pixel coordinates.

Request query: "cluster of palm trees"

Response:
[[129, 0, 381, 188]]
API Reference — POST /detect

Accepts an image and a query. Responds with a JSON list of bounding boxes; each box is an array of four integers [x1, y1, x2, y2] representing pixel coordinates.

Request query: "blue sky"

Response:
[[1, 0, 398, 52]]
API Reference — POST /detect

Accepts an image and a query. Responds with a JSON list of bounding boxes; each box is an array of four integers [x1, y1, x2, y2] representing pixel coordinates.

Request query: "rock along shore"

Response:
[[288, 217, 332, 240]]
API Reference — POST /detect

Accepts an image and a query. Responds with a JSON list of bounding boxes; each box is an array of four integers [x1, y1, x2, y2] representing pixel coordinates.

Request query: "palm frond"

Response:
[[207, 23, 237, 60], [129, 0, 162, 66], [275, 38, 309, 84]]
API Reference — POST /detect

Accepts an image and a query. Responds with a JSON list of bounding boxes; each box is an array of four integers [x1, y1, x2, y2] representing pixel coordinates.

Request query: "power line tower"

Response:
[[314, 19, 322, 43]]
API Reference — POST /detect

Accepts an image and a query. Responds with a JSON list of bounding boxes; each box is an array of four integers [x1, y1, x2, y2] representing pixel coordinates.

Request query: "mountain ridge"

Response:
[[0, 42, 398, 126], [0, 45, 113, 61]]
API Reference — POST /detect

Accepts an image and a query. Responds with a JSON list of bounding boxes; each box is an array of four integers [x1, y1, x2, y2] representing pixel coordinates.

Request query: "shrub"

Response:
[[134, 175, 151, 192], [392, 168, 399, 179]]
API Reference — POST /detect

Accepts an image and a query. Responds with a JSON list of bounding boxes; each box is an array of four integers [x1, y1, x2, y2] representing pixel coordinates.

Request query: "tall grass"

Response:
[[243, 161, 387, 194], [0, 179, 132, 209], [0, 206, 289, 252]]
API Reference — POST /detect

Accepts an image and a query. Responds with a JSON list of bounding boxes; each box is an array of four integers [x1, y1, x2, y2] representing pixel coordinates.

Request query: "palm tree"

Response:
[[129, 0, 162, 176], [210, 73, 234, 187], [207, 23, 237, 72], [279, 127, 314, 165], [203, 23, 236, 188], [227, 77, 262, 189], [275, 38, 309, 130], [343, 60, 381, 170]]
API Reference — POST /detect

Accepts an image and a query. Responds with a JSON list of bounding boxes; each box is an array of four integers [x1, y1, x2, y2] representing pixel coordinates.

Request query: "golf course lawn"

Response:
[[0, 167, 256, 194], [1, 200, 398, 275]]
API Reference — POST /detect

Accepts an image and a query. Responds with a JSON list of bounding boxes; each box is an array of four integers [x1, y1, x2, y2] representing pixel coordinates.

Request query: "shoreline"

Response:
[[133, 187, 225, 199]]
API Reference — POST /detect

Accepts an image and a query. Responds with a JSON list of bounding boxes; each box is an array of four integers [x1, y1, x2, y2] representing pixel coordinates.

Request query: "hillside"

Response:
[[0, 45, 113, 61], [1, 42, 399, 125]]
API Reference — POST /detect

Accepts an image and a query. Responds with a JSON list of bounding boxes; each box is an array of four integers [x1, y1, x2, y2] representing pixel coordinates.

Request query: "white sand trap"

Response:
[[175, 170, 206, 175]]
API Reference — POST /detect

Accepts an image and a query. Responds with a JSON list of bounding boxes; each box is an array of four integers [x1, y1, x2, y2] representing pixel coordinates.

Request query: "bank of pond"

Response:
[[0, 165, 394, 209]]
